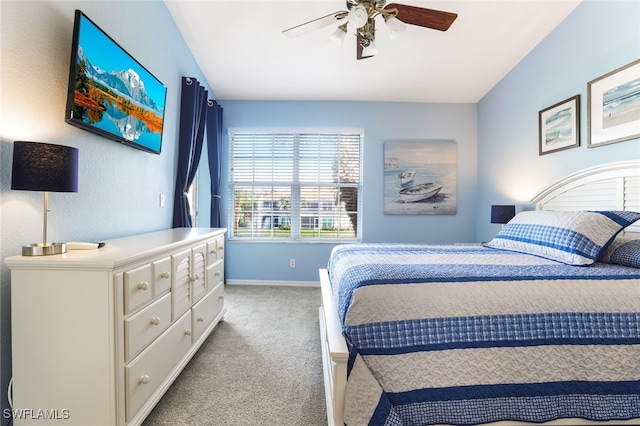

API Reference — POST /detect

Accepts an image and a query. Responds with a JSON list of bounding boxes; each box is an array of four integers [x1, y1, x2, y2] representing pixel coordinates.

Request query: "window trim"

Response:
[[227, 128, 364, 243]]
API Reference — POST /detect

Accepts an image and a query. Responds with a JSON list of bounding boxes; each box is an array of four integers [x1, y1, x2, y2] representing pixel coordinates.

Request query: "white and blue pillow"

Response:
[[484, 210, 640, 266]]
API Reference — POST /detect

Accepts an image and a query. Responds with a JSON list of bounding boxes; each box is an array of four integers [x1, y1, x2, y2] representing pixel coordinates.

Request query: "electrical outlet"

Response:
[[289, 259, 296, 268], [159, 193, 165, 207]]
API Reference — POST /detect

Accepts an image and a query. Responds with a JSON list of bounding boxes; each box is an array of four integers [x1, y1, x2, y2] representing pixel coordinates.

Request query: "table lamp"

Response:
[[491, 205, 516, 227], [11, 141, 79, 255]]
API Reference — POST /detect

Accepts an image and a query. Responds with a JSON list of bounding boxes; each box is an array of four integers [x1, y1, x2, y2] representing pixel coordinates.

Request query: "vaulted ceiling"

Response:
[[165, 0, 581, 103]]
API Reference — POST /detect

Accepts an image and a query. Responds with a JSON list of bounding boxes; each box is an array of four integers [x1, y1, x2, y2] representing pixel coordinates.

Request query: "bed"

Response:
[[318, 160, 640, 426]]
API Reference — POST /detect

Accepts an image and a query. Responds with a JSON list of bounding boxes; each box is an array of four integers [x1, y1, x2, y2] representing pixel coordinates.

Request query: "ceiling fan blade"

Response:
[[386, 3, 457, 31], [282, 11, 348, 38]]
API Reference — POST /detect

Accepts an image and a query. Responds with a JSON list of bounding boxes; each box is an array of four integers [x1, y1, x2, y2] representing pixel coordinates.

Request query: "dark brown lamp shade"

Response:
[[491, 205, 516, 224], [11, 141, 78, 192]]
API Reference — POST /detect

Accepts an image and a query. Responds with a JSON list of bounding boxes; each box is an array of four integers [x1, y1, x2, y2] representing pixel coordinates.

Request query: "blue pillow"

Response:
[[484, 210, 640, 266], [600, 237, 640, 268]]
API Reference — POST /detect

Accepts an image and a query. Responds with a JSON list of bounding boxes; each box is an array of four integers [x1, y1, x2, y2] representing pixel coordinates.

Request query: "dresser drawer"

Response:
[[125, 293, 171, 362], [206, 236, 224, 266], [192, 282, 224, 342], [208, 260, 224, 290], [152, 257, 172, 296], [125, 311, 192, 422], [124, 263, 152, 314]]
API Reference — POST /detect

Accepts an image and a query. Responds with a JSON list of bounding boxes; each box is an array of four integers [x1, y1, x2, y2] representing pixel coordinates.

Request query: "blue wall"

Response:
[[217, 101, 478, 282], [217, 0, 640, 283], [476, 0, 640, 242], [0, 1, 211, 422]]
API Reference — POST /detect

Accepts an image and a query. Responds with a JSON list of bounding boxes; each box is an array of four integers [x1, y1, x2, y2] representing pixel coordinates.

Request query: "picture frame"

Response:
[[538, 95, 580, 155], [587, 59, 640, 148], [384, 140, 457, 215]]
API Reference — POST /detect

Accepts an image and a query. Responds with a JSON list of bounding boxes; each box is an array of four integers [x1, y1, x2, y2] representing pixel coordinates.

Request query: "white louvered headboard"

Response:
[[531, 160, 640, 236]]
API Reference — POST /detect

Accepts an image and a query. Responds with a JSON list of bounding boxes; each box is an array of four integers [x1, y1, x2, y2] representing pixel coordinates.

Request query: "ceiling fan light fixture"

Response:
[[361, 39, 378, 57], [384, 15, 406, 40], [328, 24, 348, 47], [348, 5, 369, 29]]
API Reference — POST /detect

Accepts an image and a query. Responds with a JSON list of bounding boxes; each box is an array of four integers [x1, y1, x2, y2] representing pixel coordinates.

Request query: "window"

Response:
[[229, 130, 362, 241], [186, 175, 198, 226]]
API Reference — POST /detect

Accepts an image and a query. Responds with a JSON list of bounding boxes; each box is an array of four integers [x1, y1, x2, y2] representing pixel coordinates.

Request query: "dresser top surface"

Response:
[[5, 227, 226, 270]]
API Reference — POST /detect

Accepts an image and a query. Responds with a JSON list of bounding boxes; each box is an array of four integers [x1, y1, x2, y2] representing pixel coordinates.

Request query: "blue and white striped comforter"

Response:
[[327, 243, 640, 425]]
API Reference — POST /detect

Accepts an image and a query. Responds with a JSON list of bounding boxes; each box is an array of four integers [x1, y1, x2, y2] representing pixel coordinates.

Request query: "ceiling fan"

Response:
[[282, 0, 458, 60]]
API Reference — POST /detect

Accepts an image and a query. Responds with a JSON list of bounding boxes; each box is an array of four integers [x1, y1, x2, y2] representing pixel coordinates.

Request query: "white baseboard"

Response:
[[225, 279, 320, 288]]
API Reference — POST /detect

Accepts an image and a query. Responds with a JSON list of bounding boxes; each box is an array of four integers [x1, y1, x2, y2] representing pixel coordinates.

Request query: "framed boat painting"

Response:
[[384, 140, 457, 215], [588, 59, 640, 148]]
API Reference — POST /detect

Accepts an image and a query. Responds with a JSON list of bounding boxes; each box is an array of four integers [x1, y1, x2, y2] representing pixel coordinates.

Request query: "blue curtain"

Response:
[[172, 77, 208, 228], [206, 100, 224, 227]]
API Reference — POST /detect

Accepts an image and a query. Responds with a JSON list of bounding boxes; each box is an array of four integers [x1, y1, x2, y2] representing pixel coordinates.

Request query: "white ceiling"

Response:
[[164, 0, 581, 103]]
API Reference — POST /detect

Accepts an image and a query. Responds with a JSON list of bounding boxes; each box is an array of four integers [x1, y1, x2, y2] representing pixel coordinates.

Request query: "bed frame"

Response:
[[319, 159, 640, 426]]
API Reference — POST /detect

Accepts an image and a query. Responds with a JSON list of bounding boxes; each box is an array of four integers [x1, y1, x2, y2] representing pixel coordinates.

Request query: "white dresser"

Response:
[[6, 228, 226, 425]]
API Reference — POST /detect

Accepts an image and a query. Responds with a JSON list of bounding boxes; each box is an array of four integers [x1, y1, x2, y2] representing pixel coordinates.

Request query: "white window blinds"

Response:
[[229, 130, 362, 241]]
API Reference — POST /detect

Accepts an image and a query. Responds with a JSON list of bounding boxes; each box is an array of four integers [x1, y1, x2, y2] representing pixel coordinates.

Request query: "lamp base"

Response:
[[22, 242, 67, 256]]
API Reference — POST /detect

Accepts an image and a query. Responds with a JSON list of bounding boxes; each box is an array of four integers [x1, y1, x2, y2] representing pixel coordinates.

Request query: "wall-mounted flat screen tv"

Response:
[[65, 10, 167, 154]]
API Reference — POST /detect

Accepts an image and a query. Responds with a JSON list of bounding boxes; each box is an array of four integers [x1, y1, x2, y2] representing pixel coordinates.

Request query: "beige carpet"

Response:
[[143, 285, 328, 426]]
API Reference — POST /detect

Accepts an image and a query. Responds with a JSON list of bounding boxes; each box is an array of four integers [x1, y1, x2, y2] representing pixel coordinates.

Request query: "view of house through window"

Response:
[[186, 175, 198, 226], [229, 130, 362, 241]]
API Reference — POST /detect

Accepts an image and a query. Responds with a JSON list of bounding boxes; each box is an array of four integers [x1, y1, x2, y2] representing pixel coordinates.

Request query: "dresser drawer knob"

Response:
[[214, 271, 221, 277], [219, 245, 224, 251], [197, 316, 205, 322], [137, 282, 149, 291], [210, 249, 217, 254], [185, 329, 192, 336], [150, 317, 161, 326], [138, 375, 149, 385], [160, 271, 170, 279]]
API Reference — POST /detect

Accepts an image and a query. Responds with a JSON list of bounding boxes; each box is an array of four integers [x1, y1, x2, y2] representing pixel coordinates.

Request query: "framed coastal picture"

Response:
[[538, 95, 580, 155], [384, 140, 457, 215], [587, 59, 640, 148]]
